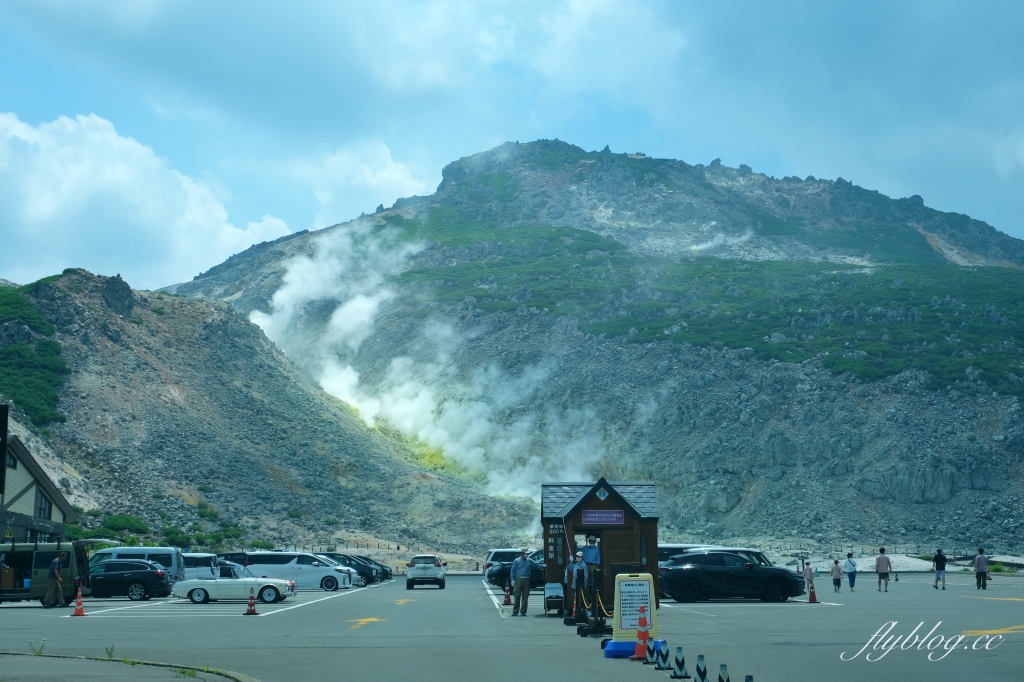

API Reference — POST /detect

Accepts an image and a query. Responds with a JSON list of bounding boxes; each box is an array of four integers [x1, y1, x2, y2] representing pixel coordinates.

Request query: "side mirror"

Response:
[[744, 563, 755, 570], [312, 562, 320, 566], [442, 562, 448, 567]]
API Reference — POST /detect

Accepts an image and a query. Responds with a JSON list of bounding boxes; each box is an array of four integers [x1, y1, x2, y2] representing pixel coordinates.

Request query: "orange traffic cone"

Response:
[[244, 588, 258, 616], [503, 580, 512, 606], [71, 587, 86, 617], [631, 605, 650, 660], [808, 580, 818, 604]]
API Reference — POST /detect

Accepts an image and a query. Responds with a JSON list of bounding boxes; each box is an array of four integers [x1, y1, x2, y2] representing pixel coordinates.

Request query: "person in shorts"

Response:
[[843, 552, 857, 591], [932, 549, 947, 590], [875, 547, 892, 592], [830, 559, 842, 592]]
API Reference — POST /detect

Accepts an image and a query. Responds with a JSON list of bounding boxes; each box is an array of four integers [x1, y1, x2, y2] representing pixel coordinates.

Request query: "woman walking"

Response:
[[843, 552, 857, 591]]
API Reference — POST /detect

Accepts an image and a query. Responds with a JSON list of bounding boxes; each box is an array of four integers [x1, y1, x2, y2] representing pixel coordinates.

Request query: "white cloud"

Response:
[[0, 111, 290, 289], [284, 142, 432, 229]]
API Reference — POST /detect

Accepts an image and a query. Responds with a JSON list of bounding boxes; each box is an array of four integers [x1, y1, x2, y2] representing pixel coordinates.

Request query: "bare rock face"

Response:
[[101, 274, 134, 317], [0, 321, 35, 351]]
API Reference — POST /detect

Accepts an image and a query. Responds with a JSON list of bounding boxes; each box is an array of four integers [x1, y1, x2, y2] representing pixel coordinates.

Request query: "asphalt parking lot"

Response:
[[0, 573, 1021, 681]]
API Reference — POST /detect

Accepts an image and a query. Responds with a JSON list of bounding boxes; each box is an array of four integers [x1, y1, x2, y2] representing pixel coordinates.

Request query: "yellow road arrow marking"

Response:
[[393, 599, 415, 605], [962, 625, 1024, 637], [348, 618, 386, 630]]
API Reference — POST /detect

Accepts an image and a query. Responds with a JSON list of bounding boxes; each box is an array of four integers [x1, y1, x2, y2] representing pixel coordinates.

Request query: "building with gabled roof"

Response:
[[3, 435, 78, 541]]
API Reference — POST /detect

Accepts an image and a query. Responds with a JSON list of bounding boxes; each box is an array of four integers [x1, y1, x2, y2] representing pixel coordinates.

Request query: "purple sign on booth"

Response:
[[582, 509, 624, 525]]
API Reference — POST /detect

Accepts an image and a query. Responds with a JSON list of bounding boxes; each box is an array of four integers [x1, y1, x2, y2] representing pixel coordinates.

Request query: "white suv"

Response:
[[406, 554, 447, 590]]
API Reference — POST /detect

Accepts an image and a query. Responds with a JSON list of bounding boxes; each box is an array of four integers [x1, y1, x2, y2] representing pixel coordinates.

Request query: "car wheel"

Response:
[[438, 579, 445, 590], [127, 582, 146, 601], [672, 579, 700, 603], [189, 588, 209, 604], [321, 576, 339, 592], [357, 576, 367, 587], [406, 580, 414, 590], [259, 586, 279, 604], [764, 578, 789, 603]]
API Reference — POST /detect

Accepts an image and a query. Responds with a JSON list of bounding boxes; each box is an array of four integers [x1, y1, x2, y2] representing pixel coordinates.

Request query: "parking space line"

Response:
[[259, 587, 368, 616], [481, 580, 509, 619], [62, 601, 164, 617]]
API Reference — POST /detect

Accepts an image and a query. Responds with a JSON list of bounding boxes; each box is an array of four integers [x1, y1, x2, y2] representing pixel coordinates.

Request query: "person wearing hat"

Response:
[[509, 548, 539, 616], [581, 535, 601, 578]]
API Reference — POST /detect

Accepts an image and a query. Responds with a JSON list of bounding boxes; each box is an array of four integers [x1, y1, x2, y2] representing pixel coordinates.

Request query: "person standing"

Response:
[[44, 551, 67, 608], [974, 548, 989, 590], [580, 535, 601, 613], [932, 549, 947, 590], [875, 548, 892, 592], [566, 551, 587, 613], [509, 548, 538, 616], [843, 553, 857, 591], [802, 561, 814, 594], [830, 560, 842, 593]]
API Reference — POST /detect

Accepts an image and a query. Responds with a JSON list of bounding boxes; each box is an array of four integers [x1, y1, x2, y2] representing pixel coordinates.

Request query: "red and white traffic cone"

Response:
[[71, 587, 86, 617], [244, 588, 258, 615], [630, 605, 651, 660], [808, 580, 818, 604], [503, 580, 512, 606]]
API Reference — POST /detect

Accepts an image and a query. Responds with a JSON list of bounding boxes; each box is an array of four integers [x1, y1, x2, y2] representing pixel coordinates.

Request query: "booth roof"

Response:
[[540, 479, 658, 520]]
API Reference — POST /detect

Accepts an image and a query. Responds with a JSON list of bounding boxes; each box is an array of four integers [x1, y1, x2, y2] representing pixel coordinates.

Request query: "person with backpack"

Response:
[[843, 552, 857, 591], [932, 549, 947, 590]]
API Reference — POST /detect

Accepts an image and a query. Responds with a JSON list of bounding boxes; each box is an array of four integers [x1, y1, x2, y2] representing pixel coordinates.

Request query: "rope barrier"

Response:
[[578, 587, 591, 610], [596, 591, 613, 618]]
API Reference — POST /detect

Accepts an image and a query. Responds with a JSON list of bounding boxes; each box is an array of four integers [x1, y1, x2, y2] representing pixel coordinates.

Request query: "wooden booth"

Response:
[[541, 478, 659, 608]]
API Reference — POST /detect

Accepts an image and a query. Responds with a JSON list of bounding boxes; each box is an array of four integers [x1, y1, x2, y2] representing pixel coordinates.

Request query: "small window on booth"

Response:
[[6, 452, 16, 469], [640, 536, 648, 567], [556, 536, 564, 566]]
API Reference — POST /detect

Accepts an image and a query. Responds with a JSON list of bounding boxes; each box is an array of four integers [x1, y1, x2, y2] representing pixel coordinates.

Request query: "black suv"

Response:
[[659, 551, 804, 603], [89, 560, 172, 601], [355, 555, 393, 580], [485, 550, 545, 588]]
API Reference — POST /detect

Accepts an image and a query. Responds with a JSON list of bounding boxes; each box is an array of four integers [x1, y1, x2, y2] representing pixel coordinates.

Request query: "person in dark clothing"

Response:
[[932, 549, 947, 590], [974, 548, 989, 590], [44, 552, 67, 607]]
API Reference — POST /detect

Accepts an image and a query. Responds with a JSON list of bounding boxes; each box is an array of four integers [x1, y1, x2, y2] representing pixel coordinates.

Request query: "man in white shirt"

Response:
[[875, 547, 892, 592], [843, 553, 857, 591]]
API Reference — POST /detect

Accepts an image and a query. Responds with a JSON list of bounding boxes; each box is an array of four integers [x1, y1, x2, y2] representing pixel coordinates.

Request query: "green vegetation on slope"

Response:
[[388, 190, 1024, 396], [0, 282, 68, 425]]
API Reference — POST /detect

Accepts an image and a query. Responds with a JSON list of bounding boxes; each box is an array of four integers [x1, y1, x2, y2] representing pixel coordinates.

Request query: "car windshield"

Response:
[[314, 555, 338, 565], [237, 565, 254, 578]]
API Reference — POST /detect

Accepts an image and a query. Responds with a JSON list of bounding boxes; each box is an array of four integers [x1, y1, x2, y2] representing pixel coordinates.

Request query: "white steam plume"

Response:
[[690, 227, 753, 251], [251, 221, 604, 498]]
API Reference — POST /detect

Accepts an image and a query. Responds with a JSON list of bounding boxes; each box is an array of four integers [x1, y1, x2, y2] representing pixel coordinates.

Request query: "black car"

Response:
[[659, 551, 804, 603], [485, 550, 545, 589], [355, 555, 393, 580], [89, 560, 172, 601], [317, 553, 380, 584]]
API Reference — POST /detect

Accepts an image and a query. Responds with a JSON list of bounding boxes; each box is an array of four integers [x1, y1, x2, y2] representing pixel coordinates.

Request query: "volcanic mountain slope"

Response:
[[168, 139, 1024, 550], [0, 270, 533, 551]]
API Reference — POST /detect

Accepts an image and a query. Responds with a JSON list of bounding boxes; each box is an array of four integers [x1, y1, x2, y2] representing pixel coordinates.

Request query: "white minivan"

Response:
[[182, 553, 218, 580], [243, 552, 352, 591], [88, 547, 186, 582]]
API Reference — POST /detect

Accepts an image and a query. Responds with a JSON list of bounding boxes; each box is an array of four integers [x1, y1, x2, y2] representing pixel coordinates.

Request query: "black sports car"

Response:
[[659, 551, 805, 603]]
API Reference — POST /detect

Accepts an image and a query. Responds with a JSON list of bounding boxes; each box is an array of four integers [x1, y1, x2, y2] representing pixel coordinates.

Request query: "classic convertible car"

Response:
[[171, 562, 296, 604]]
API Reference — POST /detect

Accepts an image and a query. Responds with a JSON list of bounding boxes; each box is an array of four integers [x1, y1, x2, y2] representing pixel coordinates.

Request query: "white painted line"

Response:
[[482, 579, 509, 619], [790, 599, 842, 606], [62, 601, 164, 617], [258, 587, 368, 616], [659, 605, 718, 616]]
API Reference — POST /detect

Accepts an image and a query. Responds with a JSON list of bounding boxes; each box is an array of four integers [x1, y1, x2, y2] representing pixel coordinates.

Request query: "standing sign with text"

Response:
[[611, 573, 659, 642], [581, 509, 624, 525]]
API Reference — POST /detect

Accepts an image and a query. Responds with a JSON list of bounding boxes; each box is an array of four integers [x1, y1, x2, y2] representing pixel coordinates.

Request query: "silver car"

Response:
[[405, 554, 446, 589]]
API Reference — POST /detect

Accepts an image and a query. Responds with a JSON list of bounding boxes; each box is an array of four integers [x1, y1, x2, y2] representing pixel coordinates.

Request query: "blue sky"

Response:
[[2, 1, 1022, 289]]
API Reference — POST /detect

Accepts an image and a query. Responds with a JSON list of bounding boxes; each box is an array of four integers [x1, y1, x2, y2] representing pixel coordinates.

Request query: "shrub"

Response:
[[163, 527, 192, 548], [325, 517, 340, 525], [197, 485, 214, 493], [101, 514, 149, 534], [250, 540, 274, 550], [196, 502, 219, 521], [287, 510, 302, 519]]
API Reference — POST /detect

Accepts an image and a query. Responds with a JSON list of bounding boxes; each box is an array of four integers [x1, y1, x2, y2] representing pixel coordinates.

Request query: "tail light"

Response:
[[434, 562, 442, 568], [153, 571, 166, 578], [484, 562, 493, 570], [406, 562, 415, 568]]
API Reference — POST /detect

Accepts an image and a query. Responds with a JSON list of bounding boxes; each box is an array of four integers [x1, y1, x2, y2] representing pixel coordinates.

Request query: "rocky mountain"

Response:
[[165, 139, 1024, 552], [0, 270, 533, 552]]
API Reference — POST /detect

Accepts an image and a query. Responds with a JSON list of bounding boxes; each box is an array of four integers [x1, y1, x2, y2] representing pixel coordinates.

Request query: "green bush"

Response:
[[250, 540, 274, 550], [197, 485, 214, 493], [196, 502, 219, 521], [101, 514, 149, 534], [63, 524, 88, 540], [325, 517, 340, 525], [163, 527, 192, 547], [989, 563, 1012, 573], [287, 509, 302, 519]]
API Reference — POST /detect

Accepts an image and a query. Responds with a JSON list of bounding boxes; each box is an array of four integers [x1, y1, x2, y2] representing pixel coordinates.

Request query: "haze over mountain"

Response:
[[162, 140, 1024, 549]]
